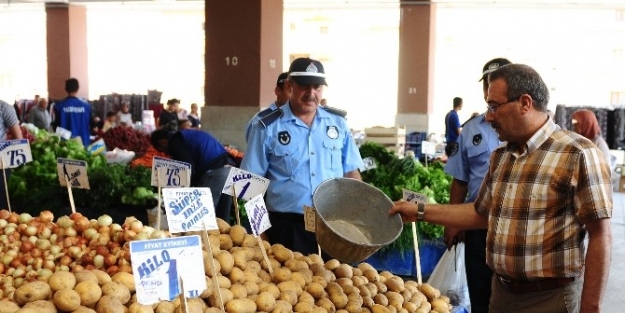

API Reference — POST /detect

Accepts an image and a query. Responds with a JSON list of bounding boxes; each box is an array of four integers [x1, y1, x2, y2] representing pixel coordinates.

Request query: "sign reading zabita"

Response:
[[162, 188, 217, 233]]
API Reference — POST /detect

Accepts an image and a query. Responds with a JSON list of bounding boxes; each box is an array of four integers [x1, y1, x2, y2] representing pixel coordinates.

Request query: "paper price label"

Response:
[[162, 188, 217, 233], [57, 158, 90, 189], [130, 235, 206, 305], [360, 157, 377, 172], [221, 168, 270, 201], [0, 139, 32, 169], [303, 205, 316, 232], [151, 156, 191, 187], [402, 189, 427, 204], [421, 141, 437, 156], [244, 194, 271, 237], [55, 127, 72, 140]]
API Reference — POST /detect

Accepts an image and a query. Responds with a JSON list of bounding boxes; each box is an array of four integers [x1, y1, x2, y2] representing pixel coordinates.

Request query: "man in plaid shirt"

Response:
[[391, 64, 612, 313]]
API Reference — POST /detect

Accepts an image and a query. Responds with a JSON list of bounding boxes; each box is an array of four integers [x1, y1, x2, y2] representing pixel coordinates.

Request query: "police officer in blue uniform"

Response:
[[241, 57, 363, 256], [443, 58, 511, 313], [245, 72, 291, 143]]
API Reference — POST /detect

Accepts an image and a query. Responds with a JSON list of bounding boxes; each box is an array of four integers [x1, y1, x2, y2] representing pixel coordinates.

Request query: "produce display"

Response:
[[100, 126, 152, 158], [0, 209, 452, 313]]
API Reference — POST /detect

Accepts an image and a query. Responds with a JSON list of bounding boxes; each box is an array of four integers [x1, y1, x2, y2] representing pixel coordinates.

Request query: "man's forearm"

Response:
[[449, 178, 468, 205], [581, 218, 612, 312], [425, 202, 488, 230], [344, 169, 362, 181]]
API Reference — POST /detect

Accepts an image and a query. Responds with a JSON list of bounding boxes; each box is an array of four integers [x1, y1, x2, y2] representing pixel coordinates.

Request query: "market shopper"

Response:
[[188, 103, 201, 129], [116, 102, 133, 126], [241, 57, 364, 256], [390, 64, 612, 313], [571, 109, 614, 172], [443, 57, 511, 313], [28, 97, 52, 131], [151, 128, 237, 222], [244, 72, 290, 143], [444, 97, 463, 156], [0, 99, 23, 209], [158, 98, 180, 130], [52, 78, 92, 147]]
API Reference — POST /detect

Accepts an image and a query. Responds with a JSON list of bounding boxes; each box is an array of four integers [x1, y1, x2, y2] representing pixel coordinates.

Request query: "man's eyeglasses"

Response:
[[486, 95, 521, 114]]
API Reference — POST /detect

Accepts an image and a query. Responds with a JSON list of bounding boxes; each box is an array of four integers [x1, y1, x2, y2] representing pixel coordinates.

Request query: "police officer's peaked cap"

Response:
[[288, 58, 328, 86]]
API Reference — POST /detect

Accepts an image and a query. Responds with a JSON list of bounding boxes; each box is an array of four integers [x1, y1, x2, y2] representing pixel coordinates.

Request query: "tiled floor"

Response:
[[603, 192, 625, 312]]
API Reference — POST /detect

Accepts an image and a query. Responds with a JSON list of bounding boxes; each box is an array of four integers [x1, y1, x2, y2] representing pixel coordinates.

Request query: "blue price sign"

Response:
[[0, 139, 32, 169], [244, 194, 271, 237], [129, 235, 206, 305]]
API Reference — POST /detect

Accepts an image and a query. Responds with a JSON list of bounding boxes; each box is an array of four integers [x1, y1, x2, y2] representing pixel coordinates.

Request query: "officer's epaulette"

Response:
[[257, 107, 273, 119], [322, 106, 347, 118], [259, 108, 283, 128], [461, 114, 478, 127]]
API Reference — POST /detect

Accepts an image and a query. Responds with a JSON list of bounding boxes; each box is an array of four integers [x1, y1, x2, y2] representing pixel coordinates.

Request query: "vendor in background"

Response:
[[116, 102, 133, 126], [28, 97, 51, 131], [158, 98, 180, 130], [188, 103, 201, 129], [178, 119, 192, 130], [151, 128, 237, 222], [571, 109, 615, 172], [102, 112, 117, 133], [0, 98, 23, 209]]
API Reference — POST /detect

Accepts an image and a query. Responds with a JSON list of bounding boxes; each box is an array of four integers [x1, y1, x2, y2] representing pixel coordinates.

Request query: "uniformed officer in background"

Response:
[[443, 57, 510, 313], [244, 72, 290, 143], [241, 57, 363, 256]]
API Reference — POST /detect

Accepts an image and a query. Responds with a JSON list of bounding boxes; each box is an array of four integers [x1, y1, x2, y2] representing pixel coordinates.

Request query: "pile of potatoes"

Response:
[[0, 218, 451, 313]]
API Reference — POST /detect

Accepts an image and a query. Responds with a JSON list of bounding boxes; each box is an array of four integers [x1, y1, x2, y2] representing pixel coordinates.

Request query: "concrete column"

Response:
[[203, 0, 283, 150], [395, 0, 436, 133], [46, 3, 89, 99]]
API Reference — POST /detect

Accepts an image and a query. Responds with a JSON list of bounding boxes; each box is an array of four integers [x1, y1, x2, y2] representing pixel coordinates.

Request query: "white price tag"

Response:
[[402, 189, 427, 204], [0, 139, 32, 169], [244, 194, 271, 237], [221, 168, 270, 201], [360, 157, 377, 172], [55, 127, 72, 140], [162, 188, 217, 233], [151, 156, 191, 187], [421, 141, 437, 156], [57, 158, 90, 189], [130, 235, 206, 305], [303, 205, 316, 232]]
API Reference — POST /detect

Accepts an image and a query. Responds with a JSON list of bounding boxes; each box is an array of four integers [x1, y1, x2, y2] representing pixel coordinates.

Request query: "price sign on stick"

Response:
[[162, 188, 217, 233], [129, 235, 206, 305], [55, 127, 72, 140], [402, 189, 427, 286], [0, 139, 32, 169], [221, 168, 269, 200], [360, 157, 377, 172], [151, 156, 191, 187], [244, 194, 272, 237], [57, 158, 90, 189]]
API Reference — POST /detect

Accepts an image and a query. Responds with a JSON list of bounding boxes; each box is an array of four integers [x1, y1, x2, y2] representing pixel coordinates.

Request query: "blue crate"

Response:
[[365, 237, 446, 278]]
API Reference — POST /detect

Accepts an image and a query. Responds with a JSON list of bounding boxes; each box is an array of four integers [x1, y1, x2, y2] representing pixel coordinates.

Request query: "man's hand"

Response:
[[443, 227, 464, 250], [388, 200, 418, 223]]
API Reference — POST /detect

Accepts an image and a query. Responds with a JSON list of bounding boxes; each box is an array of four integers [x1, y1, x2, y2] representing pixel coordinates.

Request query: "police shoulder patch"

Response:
[[472, 134, 482, 146], [259, 109, 283, 128]]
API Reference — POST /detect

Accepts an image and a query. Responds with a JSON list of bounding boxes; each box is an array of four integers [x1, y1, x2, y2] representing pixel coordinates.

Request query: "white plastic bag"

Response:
[[427, 243, 471, 308], [105, 148, 136, 164]]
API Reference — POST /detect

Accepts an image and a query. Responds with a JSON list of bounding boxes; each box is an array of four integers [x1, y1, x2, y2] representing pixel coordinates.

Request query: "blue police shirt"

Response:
[[245, 102, 277, 143], [54, 96, 92, 147], [444, 114, 501, 202], [241, 102, 364, 214]]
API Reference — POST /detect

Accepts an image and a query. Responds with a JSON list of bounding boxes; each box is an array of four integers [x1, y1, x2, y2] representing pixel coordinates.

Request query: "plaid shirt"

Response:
[[475, 119, 612, 280]]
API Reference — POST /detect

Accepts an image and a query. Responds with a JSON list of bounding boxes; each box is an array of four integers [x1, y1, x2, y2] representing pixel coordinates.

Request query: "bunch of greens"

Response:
[[359, 142, 451, 252]]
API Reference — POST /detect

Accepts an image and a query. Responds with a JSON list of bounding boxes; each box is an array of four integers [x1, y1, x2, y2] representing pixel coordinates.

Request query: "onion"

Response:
[[39, 227, 52, 239], [13, 278, 24, 288], [6, 249, 17, 258], [59, 255, 72, 266], [68, 246, 81, 258], [38, 268, 53, 277], [70, 212, 84, 221], [49, 245, 61, 256], [3, 226, 15, 235], [57, 216, 74, 229], [97, 234, 110, 246], [18, 213, 32, 224], [133, 232, 148, 241], [93, 255, 104, 268], [83, 228, 98, 240], [49, 234, 58, 243], [106, 265, 119, 275], [12, 268, 25, 278], [28, 236, 37, 244], [150, 230, 168, 239], [118, 265, 132, 273], [59, 265, 69, 272], [1, 255, 13, 265], [129, 220, 143, 233], [20, 241, 34, 253], [30, 248, 42, 259], [81, 253, 94, 266], [6, 213, 18, 224], [0, 209, 9, 220], [39, 211, 54, 223], [95, 246, 109, 257], [72, 264, 85, 272], [123, 230, 136, 242], [24, 226, 37, 237], [65, 227, 77, 237], [104, 254, 117, 267], [74, 217, 90, 232], [97, 215, 113, 227], [110, 224, 122, 232], [0, 219, 6, 228], [0, 263, 4, 274], [43, 260, 55, 271]]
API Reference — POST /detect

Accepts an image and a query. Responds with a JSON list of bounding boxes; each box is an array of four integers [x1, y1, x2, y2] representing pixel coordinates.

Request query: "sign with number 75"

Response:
[[0, 139, 32, 169]]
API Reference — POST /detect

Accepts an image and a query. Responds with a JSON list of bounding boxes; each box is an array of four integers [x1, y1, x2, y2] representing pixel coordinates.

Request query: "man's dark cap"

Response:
[[479, 58, 512, 82], [276, 72, 289, 88], [288, 58, 327, 86]]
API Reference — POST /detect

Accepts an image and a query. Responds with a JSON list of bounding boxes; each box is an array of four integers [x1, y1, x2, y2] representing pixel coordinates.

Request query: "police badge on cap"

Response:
[[278, 131, 291, 145], [327, 126, 339, 139]]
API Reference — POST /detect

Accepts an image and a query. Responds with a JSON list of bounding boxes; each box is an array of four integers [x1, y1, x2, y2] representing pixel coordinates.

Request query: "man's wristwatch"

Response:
[[417, 202, 425, 221]]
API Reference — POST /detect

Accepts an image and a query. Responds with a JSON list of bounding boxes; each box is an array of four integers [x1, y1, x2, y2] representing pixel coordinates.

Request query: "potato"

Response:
[[311, 276, 328, 288], [362, 296, 374, 308], [385, 277, 405, 293], [101, 281, 131, 305], [351, 276, 365, 287], [219, 234, 234, 250], [215, 251, 235, 275], [272, 300, 293, 313], [53, 289, 82, 312], [402, 302, 417, 313], [324, 259, 341, 271], [309, 263, 325, 275], [255, 291, 276, 312], [430, 299, 451, 313], [298, 291, 315, 305], [344, 301, 362, 313], [225, 298, 256, 313], [0, 299, 19, 313], [277, 281, 303, 296], [294, 301, 314, 313], [229, 267, 246, 285], [207, 235, 222, 255], [334, 264, 353, 279], [371, 304, 390, 313], [217, 218, 231, 234], [308, 254, 324, 265], [129, 302, 155, 313], [217, 276, 232, 289], [315, 298, 336, 313], [305, 282, 326, 299], [365, 283, 378, 296], [291, 272, 307, 289], [74, 270, 99, 285], [278, 290, 299, 306], [74, 281, 102, 307], [329, 292, 348, 310], [373, 294, 388, 306], [229, 284, 248, 299], [373, 281, 387, 294], [21, 300, 57, 313], [155, 301, 176, 313], [14, 281, 52, 305], [258, 269, 273, 283], [260, 283, 280, 299], [49, 271, 77, 292], [204, 308, 222, 313], [409, 291, 427, 305], [240, 234, 257, 248], [418, 283, 440, 301], [285, 259, 308, 272], [72, 306, 97, 313], [363, 269, 380, 283], [209, 288, 233, 307], [357, 285, 371, 298], [111, 272, 135, 293], [270, 244, 293, 263], [229, 225, 248, 246], [352, 268, 363, 277], [347, 292, 363, 306]]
